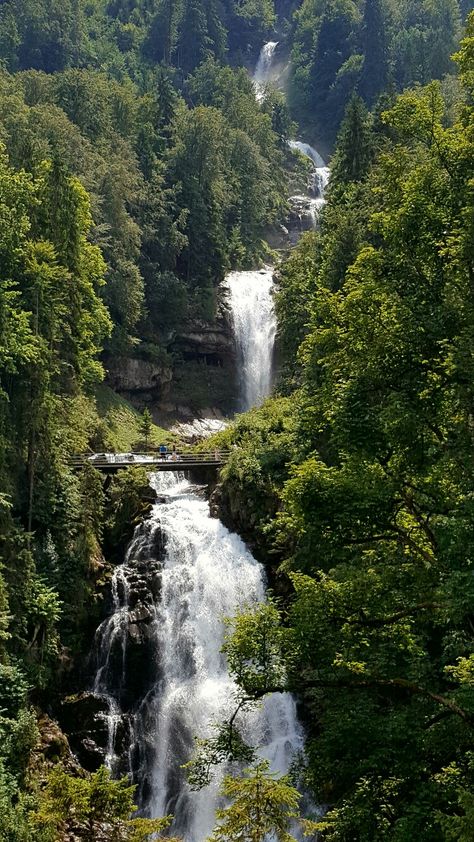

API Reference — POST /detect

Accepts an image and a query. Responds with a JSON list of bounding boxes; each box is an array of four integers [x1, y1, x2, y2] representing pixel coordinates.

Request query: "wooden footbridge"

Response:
[[70, 450, 231, 474]]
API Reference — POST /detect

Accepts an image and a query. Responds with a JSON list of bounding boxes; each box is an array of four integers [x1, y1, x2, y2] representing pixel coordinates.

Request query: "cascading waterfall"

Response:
[[143, 474, 305, 839], [92, 471, 306, 840], [253, 40, 279, 100], [91, 38, 322, 841], [225, 268, 277, 411], [92, 513, 164, 778], [288, 142, 330, 230], [252, 44, 330, 229], [288, 140, 325, 169]]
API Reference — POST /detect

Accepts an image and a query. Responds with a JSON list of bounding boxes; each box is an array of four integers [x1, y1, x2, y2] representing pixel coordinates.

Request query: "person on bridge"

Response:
[[171, 445, 179, 462], [159, 444, 167, 460]]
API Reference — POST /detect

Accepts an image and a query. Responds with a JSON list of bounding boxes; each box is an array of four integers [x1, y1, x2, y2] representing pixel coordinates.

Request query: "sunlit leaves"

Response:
[[208, 761, 302, 842]]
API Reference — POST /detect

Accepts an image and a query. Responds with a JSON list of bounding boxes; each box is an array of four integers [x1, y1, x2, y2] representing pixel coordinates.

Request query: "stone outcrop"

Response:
[[104, 356, 173, 404], [59, 693, 110, 771], [59, 520, 165, 775], [104, 287, 238, 417], [169, 291, 236, 367]]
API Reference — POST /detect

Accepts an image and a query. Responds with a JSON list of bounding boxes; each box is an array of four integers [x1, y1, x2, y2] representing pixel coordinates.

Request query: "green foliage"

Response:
[[0, 0, 470, 836], [214, 397, 297, 555], [216, 22, 474, 838], [185, 725, 255, 789], [32, 765, 178, 841], [330, 94, 374, 187], [289, 0, 464, 143], [223, 601, 288, 693], [104, 468, 155, 557], [208, 761, 302, 842], [138, 408, 152, 448], [93, 384, 174, 452]]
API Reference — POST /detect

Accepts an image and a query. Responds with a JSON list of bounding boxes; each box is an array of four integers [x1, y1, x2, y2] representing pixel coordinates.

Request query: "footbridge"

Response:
[[70, 450, 231, 474]]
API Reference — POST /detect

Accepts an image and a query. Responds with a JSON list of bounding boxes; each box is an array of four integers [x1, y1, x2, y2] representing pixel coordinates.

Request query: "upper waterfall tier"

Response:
[[253, 40, 279, 100], [289, 140, 326, 169], [225, 268, 277, 411]]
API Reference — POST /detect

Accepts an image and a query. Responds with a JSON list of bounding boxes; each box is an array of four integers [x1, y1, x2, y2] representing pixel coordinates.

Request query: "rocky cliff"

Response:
[[105, 289, 238, 421]]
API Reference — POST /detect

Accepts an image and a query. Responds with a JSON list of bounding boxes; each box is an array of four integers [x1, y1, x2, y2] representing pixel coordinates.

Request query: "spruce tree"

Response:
[[208, 762, 301, 842], [330, 93, 374, 186], [139, 408, 153, 449]]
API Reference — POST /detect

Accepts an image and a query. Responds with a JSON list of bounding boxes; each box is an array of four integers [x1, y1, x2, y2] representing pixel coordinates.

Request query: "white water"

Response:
[[313, 165, 330, 198], [93, 562, 130, 773], [225, 268, 277, 411], [289, 140, 325, 169], [253, 40, 279, 100], [253, 44, 330, 231], [289, 144, 330, 230], [143, 473, 304, 839], [92, 474, 306, 839]]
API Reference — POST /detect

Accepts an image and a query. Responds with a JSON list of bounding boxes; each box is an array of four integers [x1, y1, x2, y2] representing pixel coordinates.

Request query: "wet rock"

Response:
[[129, 603, 153, 624], [59, 693, 110, 772], [128, 623, 142, 643], [79, 737, 107, 770], [171, 416, 229, 443]]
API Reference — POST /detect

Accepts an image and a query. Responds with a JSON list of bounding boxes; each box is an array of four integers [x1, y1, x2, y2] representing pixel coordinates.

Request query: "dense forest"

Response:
[[0, 0, 473, 839], [215, 16, 474, 840]]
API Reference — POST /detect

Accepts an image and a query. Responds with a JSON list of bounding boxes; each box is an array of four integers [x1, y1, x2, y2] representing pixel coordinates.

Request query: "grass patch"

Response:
[[94, 384, 180, 451]]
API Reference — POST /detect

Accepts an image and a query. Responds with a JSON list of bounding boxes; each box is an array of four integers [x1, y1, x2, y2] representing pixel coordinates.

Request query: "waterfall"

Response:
[[146, 474, 304, 839], [92, 515, 164, 778], [313, 165, 330, 199], [289, 142, 330, 231], [289, 141, 326, 169], [89, 43, 318, 838], [253, 40, 279, 100], [225, 268, 277, 411], [92, 473, 305, 840]]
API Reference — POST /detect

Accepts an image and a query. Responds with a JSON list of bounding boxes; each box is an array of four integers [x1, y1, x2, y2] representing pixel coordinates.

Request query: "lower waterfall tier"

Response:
[[91, 472, 305, 840]]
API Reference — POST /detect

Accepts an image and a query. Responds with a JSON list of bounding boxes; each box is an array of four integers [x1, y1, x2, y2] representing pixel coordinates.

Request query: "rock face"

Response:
[[104, 288, 238, 417], [75, 518, 166, 778], [105, 356, 173, 404], [171, 291, 236, 364], [57, 517, 166, 777], [60, 693, 110, 771]]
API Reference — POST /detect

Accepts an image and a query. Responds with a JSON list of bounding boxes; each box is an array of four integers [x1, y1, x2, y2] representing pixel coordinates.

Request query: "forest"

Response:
[[0, 0, 473, 840]]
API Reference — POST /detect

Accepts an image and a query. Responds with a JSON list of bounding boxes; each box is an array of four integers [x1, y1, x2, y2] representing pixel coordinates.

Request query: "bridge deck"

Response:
[[70, 451, 230, 473]]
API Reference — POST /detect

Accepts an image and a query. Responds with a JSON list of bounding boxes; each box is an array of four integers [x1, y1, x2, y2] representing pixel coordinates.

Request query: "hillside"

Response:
[[0, 1, 473, 840]]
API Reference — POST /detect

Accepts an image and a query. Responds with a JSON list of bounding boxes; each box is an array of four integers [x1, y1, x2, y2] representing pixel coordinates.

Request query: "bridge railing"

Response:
[[69, 450, 232, 469]]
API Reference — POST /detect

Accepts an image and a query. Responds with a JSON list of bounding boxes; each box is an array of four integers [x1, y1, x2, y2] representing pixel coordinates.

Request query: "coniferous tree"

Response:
[[359, 0, 388, 104], [330, 93, 374, 186], [139, 408, 153, 449], [208, 762, 302, 842]]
